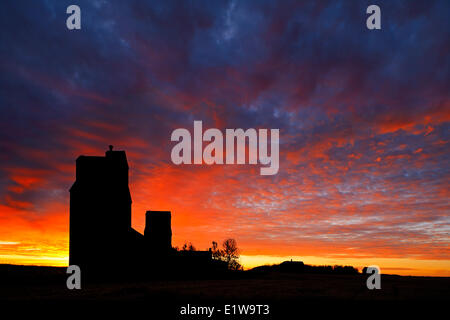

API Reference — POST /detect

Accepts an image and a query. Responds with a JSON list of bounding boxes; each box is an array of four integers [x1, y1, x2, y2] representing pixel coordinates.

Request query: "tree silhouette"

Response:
[[181, 242, 196, 251], [219, 238, 242, 271], [211, 241, 222, 260]]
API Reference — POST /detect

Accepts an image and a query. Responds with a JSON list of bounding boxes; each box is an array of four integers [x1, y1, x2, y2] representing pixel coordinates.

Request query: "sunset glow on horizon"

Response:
[[0, 1, 449, 277]]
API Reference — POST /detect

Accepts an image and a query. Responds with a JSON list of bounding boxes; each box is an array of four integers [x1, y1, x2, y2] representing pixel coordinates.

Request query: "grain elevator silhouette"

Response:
[[69, 146, 224, 277]]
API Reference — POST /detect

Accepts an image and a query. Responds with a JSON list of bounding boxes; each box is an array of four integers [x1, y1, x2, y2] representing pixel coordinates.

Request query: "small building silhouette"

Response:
[[145, 211, 172, 254], [69, 146, 225, 277]]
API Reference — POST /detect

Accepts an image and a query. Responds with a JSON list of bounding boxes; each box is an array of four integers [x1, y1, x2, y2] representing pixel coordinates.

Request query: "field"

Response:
[[1, 264, 448, 317]]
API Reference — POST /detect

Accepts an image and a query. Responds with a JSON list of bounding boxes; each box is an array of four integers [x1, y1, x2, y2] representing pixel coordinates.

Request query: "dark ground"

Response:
[[0, 264, 448, 317]]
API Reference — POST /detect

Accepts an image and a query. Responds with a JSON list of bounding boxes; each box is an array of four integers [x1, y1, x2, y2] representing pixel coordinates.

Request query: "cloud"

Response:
[[0, 0, 448, 271]]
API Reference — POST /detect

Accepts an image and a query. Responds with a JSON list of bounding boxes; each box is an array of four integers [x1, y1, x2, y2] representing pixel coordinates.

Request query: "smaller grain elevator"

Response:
[[144, 211, 172, 253]]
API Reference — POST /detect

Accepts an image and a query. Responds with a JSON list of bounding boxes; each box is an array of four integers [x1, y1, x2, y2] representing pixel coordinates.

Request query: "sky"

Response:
[[0, 0, 449, 276]]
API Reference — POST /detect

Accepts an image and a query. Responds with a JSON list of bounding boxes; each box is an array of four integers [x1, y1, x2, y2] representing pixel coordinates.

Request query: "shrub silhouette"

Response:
[[251, 261, 358, 275], [181, 242, 196, 251], [211, 238, 243, 270]]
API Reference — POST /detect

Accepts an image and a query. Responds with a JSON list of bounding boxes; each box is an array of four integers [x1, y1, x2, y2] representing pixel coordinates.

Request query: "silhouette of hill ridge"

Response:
[[250, 260, 359, 275]]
